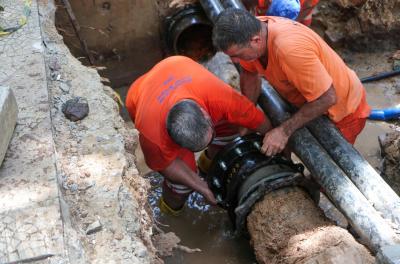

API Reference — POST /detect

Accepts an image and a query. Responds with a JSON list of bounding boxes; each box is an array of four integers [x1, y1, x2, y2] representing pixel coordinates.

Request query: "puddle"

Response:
[[347, 50, 400, 169], [146, 172, 257, 264]]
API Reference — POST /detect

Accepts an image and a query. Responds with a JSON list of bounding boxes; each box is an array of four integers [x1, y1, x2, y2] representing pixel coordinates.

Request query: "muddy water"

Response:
[[117, 49, 399, 263], [345, 51, 400, 168], [147, 172, 257, 264]]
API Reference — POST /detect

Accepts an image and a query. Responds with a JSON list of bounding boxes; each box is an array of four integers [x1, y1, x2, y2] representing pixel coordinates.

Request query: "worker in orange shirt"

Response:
[[213, 9, 370, 156], [242, 0, 319, 26], [126, 56, 272, 215]]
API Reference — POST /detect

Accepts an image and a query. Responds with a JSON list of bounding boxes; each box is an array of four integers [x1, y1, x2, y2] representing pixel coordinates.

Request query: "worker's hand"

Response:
[[197, 180, 217, 206], [261, 126, 289, 156]]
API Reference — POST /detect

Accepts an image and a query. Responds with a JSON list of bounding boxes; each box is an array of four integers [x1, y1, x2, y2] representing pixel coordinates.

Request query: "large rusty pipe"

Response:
[[198, 0, 225, 23], [258, 80, 400, 252]]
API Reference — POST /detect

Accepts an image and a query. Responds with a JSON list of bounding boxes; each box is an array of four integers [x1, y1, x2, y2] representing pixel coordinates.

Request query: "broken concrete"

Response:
[[0, 0, 66, 262], [0, 86, 17, 167], [0, 0, 159, 263]]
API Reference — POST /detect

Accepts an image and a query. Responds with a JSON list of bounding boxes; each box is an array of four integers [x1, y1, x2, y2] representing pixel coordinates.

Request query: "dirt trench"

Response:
[[51, 0, 400, 262]]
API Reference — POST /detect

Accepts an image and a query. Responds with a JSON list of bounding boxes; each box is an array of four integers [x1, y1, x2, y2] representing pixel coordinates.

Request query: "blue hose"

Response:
[[368, 108, 400, 120]]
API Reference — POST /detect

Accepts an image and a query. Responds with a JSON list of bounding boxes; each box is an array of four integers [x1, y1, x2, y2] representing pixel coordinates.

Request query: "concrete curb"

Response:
[[0, 86, 17, 167]]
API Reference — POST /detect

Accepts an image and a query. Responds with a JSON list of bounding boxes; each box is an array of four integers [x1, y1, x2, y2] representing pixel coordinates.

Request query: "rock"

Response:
[[202, 52, 240, 91], [70, 183, 79, 192], [59, 82, 70, 93], [0, 86, 18, 166], [86, 220, 103, 235], [114, 232, 124, 240], [62, 97, 89, 121]]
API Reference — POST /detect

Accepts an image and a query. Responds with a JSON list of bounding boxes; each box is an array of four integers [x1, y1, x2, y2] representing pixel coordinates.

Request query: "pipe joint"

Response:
[[207, 134, 319, 231]]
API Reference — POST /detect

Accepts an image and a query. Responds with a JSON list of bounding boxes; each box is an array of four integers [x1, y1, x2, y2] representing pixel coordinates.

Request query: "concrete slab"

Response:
[[0, 0, 66, 262], [0, 86, 17, 167]]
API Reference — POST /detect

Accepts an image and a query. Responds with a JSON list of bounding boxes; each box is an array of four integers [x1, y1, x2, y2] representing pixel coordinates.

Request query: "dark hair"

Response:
[[166, 100, 210, 152], [213, 8, 261, 51]]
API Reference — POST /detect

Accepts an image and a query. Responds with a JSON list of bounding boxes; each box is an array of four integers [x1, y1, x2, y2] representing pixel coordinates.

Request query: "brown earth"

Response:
[[313, 0, 400, 50], [380, 131, 400, 194], [247, 187, 374, 264]]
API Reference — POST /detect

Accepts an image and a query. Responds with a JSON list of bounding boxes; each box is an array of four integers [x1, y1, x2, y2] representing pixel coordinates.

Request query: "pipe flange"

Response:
[[207, 134, 308, 211]]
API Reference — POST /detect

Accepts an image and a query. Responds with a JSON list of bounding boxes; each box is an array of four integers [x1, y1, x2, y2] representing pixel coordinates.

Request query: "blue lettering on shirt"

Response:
[[157, 76, 192, 103]]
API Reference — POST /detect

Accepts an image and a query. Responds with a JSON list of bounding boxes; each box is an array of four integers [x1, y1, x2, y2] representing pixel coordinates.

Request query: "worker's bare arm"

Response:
[[240, 68, 261, 103], [160, 158, 217, 205], [261, 85, 337, 156]]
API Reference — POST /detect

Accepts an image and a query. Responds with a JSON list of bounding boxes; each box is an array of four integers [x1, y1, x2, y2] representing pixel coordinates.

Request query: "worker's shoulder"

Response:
[[270, 21, 319, 54]]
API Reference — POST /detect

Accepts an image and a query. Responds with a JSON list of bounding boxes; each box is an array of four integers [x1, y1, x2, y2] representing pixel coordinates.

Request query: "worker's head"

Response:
[[167, 100, 214, 152], [213, 8, 265, 63]]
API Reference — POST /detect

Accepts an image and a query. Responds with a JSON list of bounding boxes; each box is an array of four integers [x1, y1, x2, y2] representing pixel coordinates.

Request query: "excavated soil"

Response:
[[247, 187, 374, 264], [313, 0, 400, 50], [381, 131, 400, 194]]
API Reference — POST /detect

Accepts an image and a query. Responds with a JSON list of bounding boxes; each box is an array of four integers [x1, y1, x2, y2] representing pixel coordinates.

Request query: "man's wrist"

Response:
[[280, 121, 294, 138]]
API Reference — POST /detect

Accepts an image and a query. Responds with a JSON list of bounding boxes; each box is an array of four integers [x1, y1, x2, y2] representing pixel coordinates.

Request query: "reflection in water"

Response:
[[146, 172, 256, 264]]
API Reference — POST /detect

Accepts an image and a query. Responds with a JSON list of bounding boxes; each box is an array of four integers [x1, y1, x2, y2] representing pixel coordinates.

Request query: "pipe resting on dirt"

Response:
[[258, 80, 400, 252]]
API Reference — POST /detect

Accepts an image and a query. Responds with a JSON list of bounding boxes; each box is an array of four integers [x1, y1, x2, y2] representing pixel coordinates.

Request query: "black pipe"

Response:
[[306, 116, 400, 228], [198, 0, 225, 23], [258, 80, 400, 251], [220, 0, 245, 10], [206, 134, 315, 230], [165, 5, 215, 61], [360, 69, 400, 83]]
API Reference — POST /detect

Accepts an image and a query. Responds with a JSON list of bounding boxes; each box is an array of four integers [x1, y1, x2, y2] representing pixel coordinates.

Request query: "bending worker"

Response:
[[125, 56, 272, 214], [213, 8, 370, 156]]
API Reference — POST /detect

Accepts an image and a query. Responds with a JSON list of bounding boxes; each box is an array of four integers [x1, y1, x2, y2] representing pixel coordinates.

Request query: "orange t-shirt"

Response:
[[126, 56, 265, 171], [240, 16, 370, 122]]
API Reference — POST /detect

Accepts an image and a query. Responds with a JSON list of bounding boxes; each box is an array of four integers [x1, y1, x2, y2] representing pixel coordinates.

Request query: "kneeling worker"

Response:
[[125, 56, 272, 215]]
